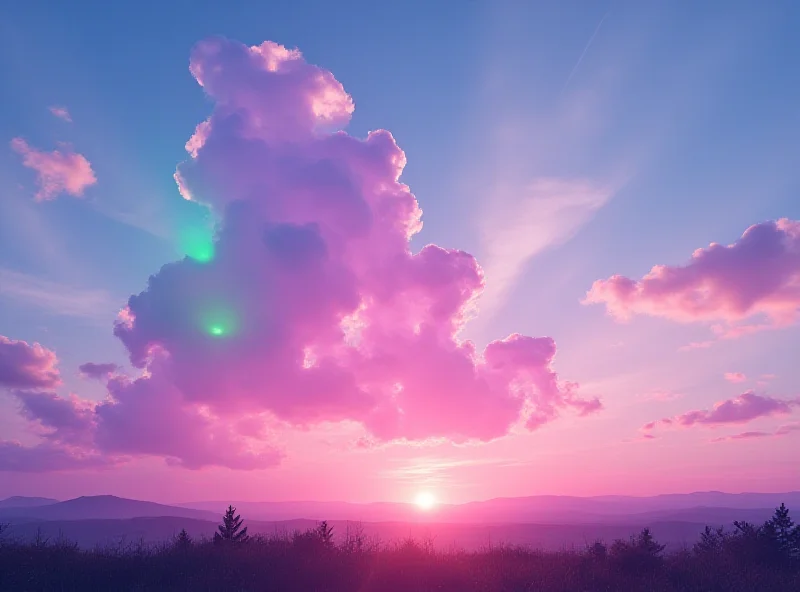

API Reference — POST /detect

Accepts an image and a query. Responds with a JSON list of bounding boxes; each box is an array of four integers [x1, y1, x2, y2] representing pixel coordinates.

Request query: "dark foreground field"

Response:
[[2, 519, 800, 592]]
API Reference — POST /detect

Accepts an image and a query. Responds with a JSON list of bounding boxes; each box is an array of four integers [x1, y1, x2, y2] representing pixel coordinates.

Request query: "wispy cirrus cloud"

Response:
[[0, 268, 119, 321], [711, 422, 800, 442], [724, 372, 747, 384], [637, 390, 683, 403], [381, 456, 529, 484], [478, 178, 615, 316], [10, 138, 96, 201], [48, 106, 72, 123]]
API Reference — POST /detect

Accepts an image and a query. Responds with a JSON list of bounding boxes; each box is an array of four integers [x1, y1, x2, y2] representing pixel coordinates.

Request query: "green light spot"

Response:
[[180, 227, 215, 263], [200, 306, 238, 338]]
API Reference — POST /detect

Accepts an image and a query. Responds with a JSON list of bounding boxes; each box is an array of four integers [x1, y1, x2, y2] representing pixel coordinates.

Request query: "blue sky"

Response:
[[1, 0, 800, 500]]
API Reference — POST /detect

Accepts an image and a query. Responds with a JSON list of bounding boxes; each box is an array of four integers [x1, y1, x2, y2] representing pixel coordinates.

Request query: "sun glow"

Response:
[[414, 492, 437, 511]]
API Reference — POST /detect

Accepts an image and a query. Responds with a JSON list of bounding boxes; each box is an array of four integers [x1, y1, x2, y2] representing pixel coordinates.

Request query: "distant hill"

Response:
[[0, 496, 58, 509], [2, 492, 795, 530], [2, 516, 712, 552], [0, 495, 218, 523], [177, 492, 800, 524]]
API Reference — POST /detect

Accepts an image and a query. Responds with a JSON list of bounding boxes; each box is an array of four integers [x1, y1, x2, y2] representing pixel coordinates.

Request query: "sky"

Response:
[[1, 0, 799, 505]]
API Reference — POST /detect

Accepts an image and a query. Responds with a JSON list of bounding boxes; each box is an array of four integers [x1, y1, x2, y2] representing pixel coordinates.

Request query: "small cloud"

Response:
[[48, 106, 72, 123], [775, 422, 800, 436], [678, 340, 714, 352], [712, 422, 800, 442], [10, 137, 96, 201], [585, 219, 800, 338], [643, 391, 799, 434], [78, 362, 119, 380], [710, 431, 772, 442], [638, 390, 683, 402], [724, 372, 747, 383], [0, 335, 61, 390], [623, 432, 657, 443]]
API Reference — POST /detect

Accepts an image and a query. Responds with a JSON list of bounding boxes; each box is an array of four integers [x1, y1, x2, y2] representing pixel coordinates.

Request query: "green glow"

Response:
[[200, 307, 239, 338], [180, 227, 215, 263]]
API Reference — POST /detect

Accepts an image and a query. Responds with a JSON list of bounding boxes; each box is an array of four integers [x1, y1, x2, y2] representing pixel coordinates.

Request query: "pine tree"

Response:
[[316, 520, 334, 547], [175, 528, 192, 550], [214, 505, 249, 545], [766, 503, 799, 558], [694, 525, 726, 555], [636, 527, 666, 557]]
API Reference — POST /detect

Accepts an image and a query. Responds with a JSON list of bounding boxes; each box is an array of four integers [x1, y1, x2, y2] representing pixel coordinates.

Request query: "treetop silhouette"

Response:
[[214, 505, 249, 544]]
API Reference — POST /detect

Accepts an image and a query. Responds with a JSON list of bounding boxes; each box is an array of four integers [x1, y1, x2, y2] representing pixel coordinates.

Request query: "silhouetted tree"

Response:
[[586, 540, 607, 561], [316, 521, 334, 547], [609, 527, 665, 574], [214, 505, 249, 545], [174, 528, 192, 550], [637, 527, 666, 556], [767, 503, 800, 558], [694, 525, 726, 555]]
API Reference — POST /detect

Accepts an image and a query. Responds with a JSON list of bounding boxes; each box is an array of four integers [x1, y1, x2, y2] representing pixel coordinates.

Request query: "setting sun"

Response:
[[414, 492, 437, 511]]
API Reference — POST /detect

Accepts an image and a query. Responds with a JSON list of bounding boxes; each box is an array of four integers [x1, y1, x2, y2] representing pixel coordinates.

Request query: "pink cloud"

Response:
[[638, 390, 683, 402], [643, 391, 799, 433], [584, 219, 800, 336], [710, 431, 772, 442], [10, 138, 96, 201], [110, 35, 599, 447], [775, 422, 800, 436], [93, 367, 281, 470], [0, 335, 61, 390], [4, 363, 280, 471], [48, 106, 72, 122], [724, 372, 747, 383], [1, 37, 602, 472], [0, 441, 106, 472], [711, 422, 800, 442], [78, 362, 119, 380], [14, 390, 95, 447]]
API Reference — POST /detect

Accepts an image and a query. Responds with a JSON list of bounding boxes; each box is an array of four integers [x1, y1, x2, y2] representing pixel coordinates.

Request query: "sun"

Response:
[[414, 491, 437, 511]]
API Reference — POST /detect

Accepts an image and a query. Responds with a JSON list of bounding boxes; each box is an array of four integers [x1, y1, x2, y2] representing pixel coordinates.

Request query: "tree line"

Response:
[[1, 503, 799, 590]]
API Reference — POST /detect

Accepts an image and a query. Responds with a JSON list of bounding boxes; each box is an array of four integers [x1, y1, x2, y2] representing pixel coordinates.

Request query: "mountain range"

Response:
[[1, 492, 795, 551]]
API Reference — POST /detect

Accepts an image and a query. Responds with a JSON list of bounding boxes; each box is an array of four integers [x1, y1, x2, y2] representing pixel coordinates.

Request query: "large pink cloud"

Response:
[[0, 335, 61, 390], [584, 219, 800, 335], [111, 36, 600, 450], [2, 37, 599, 472], [10, 138, 96, 201], [643, 391, 799, 434]]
